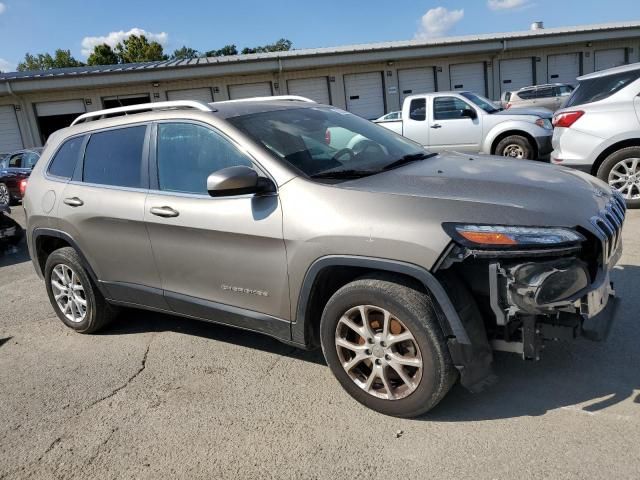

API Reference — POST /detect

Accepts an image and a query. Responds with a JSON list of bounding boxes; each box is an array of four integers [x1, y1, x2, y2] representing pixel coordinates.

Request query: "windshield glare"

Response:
[[460, 92, 499, 113], [228, 107, 428, 178]]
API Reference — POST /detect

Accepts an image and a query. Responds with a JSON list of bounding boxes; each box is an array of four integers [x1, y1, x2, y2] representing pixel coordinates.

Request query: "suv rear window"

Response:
[[83, 126, 146, 188], [565, 69, 640, 107], [48, 137, 83, 179]]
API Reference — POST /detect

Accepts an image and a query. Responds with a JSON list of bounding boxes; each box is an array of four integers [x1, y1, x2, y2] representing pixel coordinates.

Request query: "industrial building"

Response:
[[1, 20, 639, 151]]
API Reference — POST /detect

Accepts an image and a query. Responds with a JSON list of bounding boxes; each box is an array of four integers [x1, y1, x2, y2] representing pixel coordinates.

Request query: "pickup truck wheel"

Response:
[[320, 276, 457, 418], [597, 146, 640, 209], [496, 135, 533, 160], [44, 247, 117, 333]]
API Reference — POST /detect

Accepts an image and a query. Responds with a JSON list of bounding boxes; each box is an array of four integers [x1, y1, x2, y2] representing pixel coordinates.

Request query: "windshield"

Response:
[[460, 92, 499, 113], [565, 69, 640, 107], [228, 106, 430, 179]]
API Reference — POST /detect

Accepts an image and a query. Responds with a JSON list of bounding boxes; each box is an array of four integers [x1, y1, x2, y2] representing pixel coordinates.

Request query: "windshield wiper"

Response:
[[383, 152, 436, 171], [310, 169, 379, 179]]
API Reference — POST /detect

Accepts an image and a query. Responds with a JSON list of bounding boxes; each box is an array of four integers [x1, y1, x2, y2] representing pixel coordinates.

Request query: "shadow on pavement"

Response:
[[0, 238, 30, 268], [92, 263, 640, 421]]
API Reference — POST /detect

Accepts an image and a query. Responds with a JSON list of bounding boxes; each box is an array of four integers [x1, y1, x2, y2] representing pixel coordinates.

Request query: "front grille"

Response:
[[590, 192, 626, 265]]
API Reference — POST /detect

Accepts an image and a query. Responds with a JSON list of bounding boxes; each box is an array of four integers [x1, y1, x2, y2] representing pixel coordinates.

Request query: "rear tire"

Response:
[[596, 146, 640, 209], [320, 276, 457, 418], [0, 183, 9, 208], [495, 135, 534, 160], [44, 247, 117, 333]]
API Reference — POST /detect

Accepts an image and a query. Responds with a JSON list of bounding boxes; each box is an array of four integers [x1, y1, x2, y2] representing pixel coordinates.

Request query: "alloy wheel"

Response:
[[0, 184, 9, 207], [608, 158, 640, 200], [334, 305, 423, 400], [503, 144, 525, 159], [50, 264, 87, 323]]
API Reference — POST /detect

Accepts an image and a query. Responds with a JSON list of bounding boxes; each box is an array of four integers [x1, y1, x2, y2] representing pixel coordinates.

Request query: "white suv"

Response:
[[551, 63, 640, 208]]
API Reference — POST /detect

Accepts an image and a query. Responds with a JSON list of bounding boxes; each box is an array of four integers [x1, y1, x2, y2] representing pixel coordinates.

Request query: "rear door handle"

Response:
[[430, 124, 442, 129], [150, 206, 179, 218], [63, 197, 84, 207]]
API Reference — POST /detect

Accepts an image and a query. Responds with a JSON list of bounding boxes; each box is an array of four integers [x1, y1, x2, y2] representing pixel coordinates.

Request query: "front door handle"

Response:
[[63, 197, 84, 207], [430, 124, 442, 129], [150, 206, 179, 218]]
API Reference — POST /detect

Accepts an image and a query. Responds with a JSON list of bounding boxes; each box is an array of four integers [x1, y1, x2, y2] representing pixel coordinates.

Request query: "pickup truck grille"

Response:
[[590, 192, 626, 265]]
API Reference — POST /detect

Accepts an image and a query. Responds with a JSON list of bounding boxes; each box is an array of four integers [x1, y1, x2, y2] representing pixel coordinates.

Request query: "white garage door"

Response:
[[228, 82, 273, 100], [167, 88, 213, 103], [344, 72, 384, 120], [287, 77, 331, 104], [0, 106, 23, 152], [548, 53, 580, 85], [450, 63, 486, 96], [35, 99, 86, 117], [398, 68, 436, 104], [499, 58, 533, 94], [595, 49, 626, 71]]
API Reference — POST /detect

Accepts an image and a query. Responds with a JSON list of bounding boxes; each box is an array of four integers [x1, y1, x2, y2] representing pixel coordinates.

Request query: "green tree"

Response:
[[87, 44, 119, 66], [114, 35, 167, 63], [241, 38, 292, 55], [171, 46, 199, 60], [203, 44, 238, 57], [17, 49, 84, 71]]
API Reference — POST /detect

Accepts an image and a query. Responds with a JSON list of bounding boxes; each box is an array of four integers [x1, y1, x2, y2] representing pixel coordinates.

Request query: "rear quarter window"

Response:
[[566, 70, 640, 107], [48, 137, 84, 179]]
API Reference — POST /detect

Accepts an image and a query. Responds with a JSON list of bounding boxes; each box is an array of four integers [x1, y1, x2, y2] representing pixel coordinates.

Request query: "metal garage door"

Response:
[[287, 77, 331, 104], [499, 58, 533, 94], [595, 49, 626, 71], [548, 53, 580, 85], [398, 67, 436, 104], [450, 63, 486, 96], [35, 99, 86, 117], [167, 88, 213, 103], [228, 82, 273, 100], [0, 106, 23, 152], [344, 72, 384, 120]]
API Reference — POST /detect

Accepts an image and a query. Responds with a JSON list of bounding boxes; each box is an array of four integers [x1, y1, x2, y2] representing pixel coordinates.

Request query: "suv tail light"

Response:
[[325, 129, 331, 145], [19, 178, 28, 197], [553, 110, 584, 128]]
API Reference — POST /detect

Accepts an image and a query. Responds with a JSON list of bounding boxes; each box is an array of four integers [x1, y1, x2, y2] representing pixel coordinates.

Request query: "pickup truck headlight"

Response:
[[535, 118, 553, 130], [443, 223, 585, 249]]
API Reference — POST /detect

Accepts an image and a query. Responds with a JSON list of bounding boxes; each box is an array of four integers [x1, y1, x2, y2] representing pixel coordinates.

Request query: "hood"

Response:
[[495, 107, 553, 118], [339, 152, 613, 232]]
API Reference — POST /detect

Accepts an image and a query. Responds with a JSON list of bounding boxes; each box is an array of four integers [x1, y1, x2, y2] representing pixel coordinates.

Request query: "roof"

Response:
[[2, 21, 640, 83], [577, 61, 640, 80]]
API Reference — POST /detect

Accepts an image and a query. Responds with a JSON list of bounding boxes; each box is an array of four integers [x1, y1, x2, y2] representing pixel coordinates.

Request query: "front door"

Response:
[[427, 96, 482, 152], [144, 121, 290, 325]]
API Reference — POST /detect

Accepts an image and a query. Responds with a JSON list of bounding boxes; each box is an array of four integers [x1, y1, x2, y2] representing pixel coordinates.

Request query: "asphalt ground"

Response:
[[1, 207, 639, 479]]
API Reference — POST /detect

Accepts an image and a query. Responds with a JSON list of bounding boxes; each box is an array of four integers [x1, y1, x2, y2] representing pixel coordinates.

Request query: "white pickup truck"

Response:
[[375, 91, 554, 160]]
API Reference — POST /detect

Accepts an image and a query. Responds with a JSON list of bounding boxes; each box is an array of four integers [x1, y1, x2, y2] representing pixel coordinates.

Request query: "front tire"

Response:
[[320, 276, 457, 418], [495, 135, 534, 160], [597, 146, 640, 209], [44, 247, 117, 333]]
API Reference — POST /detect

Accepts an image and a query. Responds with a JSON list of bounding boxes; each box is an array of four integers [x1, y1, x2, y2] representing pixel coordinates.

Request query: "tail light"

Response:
[[325, 129, 331, 145], [553, 110, 584, 128], [19, 178, 27, 197]]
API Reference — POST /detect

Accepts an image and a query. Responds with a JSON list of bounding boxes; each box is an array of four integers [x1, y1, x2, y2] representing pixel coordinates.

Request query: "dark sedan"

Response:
[[0, 148, 43, 207]]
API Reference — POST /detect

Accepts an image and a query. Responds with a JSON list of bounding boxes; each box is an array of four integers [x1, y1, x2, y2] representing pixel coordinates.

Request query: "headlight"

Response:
[[535, 118, 553, 130], [443, 223, 585, 249]]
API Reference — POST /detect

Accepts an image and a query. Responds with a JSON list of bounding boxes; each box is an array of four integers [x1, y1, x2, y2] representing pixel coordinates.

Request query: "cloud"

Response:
[[0, 58, 16, 72], [81, 28, 169, 57], [415, 7, 464, 40], [0, 3, 6, 15], [487, 0, 531, 10]]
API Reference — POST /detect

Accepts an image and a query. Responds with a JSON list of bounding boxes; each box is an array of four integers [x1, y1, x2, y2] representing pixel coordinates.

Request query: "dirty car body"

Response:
[[24, 98, 623, 416]]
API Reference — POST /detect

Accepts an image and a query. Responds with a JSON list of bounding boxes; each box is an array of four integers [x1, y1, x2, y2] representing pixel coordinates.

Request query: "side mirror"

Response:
[[461, 108, 477, 119], [207, 165, 274, 197]]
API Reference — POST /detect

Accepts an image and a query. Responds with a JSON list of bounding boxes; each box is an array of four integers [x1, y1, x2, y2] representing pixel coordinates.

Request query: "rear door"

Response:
[[532, 86, 558, 110], [144, 121, 290, 322], [57, 124, 165, 307], [401, 98, 430, 147], [427, 95, 482, 152]]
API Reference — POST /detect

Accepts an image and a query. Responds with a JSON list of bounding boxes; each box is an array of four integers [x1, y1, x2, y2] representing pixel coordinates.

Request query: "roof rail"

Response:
[[220, 95, 316, 104], [71, 100, 215, 126]]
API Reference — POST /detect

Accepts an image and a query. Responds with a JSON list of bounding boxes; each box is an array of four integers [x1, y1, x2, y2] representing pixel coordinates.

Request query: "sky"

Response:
[[0, 0, 639, 72]]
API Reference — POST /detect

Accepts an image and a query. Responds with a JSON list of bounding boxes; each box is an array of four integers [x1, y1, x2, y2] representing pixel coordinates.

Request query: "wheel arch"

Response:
[[590, 138, 640, 177], [490, 129, 538, 158]]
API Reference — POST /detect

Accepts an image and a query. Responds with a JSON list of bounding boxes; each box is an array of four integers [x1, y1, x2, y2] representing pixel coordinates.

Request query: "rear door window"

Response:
[[565, 69, 640, 107], [48, 137, 84, 179], [536, 87, 555, 98], [409, 99, 426, 121], [83, 126, 147, 188]]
